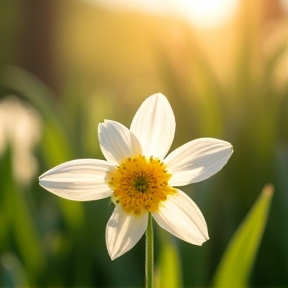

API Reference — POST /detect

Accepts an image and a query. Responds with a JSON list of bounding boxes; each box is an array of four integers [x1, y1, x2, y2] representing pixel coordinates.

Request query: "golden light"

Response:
[[172, 0, 240, 29], [87, 0, 240, 29]]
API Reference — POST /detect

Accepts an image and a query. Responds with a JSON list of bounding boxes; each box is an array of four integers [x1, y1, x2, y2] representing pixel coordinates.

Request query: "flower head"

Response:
[[39, 93, 233, 260]]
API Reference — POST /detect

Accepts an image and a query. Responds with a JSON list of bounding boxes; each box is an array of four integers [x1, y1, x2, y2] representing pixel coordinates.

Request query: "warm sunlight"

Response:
[[88, 0, 240, 29], [173, 0, 240, 28]]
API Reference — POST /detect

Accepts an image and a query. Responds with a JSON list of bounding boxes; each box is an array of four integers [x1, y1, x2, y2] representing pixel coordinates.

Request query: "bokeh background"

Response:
[[0, 0, 288, 287]]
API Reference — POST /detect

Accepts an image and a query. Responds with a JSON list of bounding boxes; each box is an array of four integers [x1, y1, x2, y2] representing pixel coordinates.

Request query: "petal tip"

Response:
[[227, 143, 234, 157], [198, 239, 209, 246], [150, 92, 166, 98], [108, 249, 117, 261], [38, 171, 47, 181], [147, 92, 170, 105], [191, 233, 209, 246], [98, 119, 106, 129]]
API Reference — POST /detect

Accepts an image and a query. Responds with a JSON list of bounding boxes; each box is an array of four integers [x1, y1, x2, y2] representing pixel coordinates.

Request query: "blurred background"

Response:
[[0, 0, 288, 287]]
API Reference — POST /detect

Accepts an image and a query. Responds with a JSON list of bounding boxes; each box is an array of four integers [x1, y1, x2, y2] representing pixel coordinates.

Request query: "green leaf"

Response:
[[212, 184, 274, 288], [0, 145, 44, 285], [156, 232, 182, 288]]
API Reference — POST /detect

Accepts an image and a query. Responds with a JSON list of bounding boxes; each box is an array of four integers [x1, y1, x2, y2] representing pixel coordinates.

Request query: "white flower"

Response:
[[39, 93, 233, 260], [0, 96, 41, 185]]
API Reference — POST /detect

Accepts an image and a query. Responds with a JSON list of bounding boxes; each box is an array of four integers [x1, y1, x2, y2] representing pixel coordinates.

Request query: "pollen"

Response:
[[108, 155, 176, 215]]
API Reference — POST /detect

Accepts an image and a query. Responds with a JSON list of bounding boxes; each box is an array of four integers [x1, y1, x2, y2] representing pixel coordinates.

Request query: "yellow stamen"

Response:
[[108, 155, 176, 215]]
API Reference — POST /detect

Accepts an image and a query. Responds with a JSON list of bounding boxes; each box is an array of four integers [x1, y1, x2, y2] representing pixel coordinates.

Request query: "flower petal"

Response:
[[130, 93, 175, 160], [39, 159, 113, 201], [152, 189, 209, 245], [106, 205, 148, 260], [165, 138, 233, 186], [98, 120, 142, 165]]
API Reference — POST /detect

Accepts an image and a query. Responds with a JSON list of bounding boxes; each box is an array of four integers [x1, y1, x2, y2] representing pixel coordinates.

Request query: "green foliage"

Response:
[[212, 185, 274, 288], [0, 146, 44, 287], [155, 232, 182, 288]]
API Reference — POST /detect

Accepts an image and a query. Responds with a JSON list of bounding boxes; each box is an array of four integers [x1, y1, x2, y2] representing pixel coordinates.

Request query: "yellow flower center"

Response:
[[108, 155, 176, 215]]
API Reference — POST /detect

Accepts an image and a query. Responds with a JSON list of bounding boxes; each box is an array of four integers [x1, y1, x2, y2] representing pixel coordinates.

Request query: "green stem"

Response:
[[145, 213, 154, 288]]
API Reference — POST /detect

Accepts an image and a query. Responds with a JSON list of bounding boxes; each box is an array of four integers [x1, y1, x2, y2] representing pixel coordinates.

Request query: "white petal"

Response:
[[106, 205, 148, 260], [39, 159, 114, 201], [152, 189, 209, 245], [130, 93, 175, 160], [98, 120, 142, 165], [165, 138, 233, 186]]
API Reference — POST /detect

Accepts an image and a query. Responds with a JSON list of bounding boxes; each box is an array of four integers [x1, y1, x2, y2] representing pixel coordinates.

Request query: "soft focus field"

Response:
[[0, 0, 288, 287]]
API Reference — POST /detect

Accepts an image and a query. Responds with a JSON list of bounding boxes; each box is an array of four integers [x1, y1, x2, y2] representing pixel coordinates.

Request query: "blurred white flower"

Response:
[[39, 93, 233, 259], [0, 96, 41, 185]]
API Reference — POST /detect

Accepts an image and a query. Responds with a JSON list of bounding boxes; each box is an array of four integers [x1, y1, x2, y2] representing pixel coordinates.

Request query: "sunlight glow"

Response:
[[88, 0, 240, 29], [280, 0, 288, 13], [174, 0, 240, 28]]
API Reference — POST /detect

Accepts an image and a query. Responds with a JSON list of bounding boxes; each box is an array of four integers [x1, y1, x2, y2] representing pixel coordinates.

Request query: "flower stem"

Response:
[[145, 212, 154, 288]]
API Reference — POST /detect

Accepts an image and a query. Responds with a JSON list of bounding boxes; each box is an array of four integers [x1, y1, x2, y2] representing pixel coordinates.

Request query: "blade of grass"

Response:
[[212, 184, 274, 288], [155, 232, 182, 288], [0, 145, 44, 286]]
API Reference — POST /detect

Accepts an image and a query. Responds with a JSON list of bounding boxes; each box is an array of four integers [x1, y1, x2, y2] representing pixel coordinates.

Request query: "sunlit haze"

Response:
[[87, 0, 240, 29]]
